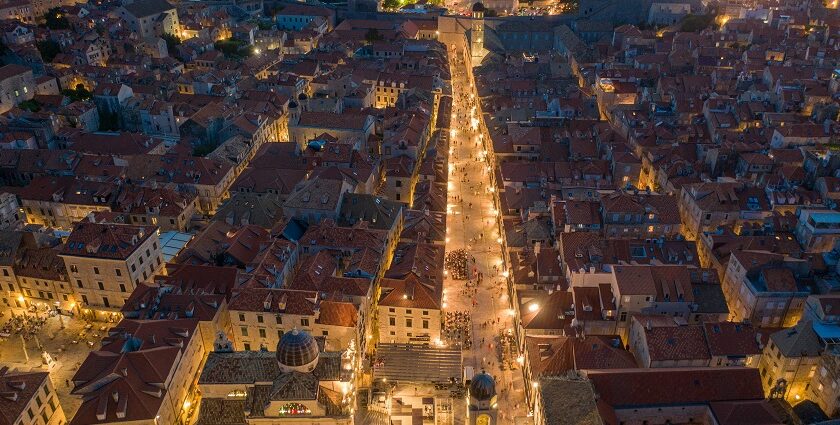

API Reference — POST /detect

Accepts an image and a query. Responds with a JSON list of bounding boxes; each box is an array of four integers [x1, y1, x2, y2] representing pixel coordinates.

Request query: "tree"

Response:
[[364, 28, 383, 44], [193, 143, 216, 157], [62, 84, 92, 102], [43, 8, 70, 30], [161, 32, 181, 52], [382, 0, 400, 9], [36, 40, 61, 62], [214, 39, 251, 59], [680, 14, 714, 32], [256, 20, 274, 30], [18, 100, 40, 112]]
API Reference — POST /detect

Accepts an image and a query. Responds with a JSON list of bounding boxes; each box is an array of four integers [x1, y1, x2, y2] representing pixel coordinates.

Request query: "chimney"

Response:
[[645, 320, 652, 331], [263, 293, 273, 311], [96, 392, 108, 421], [116, 392, 128, 419]]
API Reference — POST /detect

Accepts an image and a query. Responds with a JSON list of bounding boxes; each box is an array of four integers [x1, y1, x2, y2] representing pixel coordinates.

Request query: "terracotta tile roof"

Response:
[[172, 221, 236, 265], [385, 242, 443, 284], [223, 225, 271, 266], [297, 111, 371, 130], [642, 323, 711, 362], [585, 367, 765, 408], [228, 288, 317, 315], [378, 272, 441, 310], [60, 221, 156, 260], [0, 368, 50, 425], [14, 245, 67, 281], [288, 250, 338, 290], [71, 319, 199, 424], [317, 301, 358, 327], [400, 209, 446, 243], [300, 219, 388, 254], [70, 132, 165, 156], [520, 290, 574, 331], [709, 400, 784, 425], [563, 200, 601, 226], [760, 268, 796, 292], [613, 265, 695, 301], [703, 322, 762, 357]]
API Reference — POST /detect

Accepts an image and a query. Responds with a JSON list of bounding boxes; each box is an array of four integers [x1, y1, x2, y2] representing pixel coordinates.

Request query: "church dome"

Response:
[[288, 100, 298, 109], [472, 2, 485, 12], [276, 329, 319, 372], [470, 371, 496, 401]]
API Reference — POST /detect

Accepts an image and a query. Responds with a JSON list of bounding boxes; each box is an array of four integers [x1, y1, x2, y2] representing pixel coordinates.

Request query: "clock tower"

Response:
[[470, 2, 487, 65], [467, 371, 498, 425]]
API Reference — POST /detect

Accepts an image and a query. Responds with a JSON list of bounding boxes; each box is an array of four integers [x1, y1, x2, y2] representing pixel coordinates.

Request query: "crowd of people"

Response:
[[444, 249, 474, 280], [442, 311, 472, 349], [496, 329, 517, 371], [0, 314, 47, 341]]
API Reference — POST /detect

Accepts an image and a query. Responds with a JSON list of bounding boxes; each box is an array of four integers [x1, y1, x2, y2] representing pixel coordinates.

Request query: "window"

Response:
[[2, 269, 7, 276], [406, 318, 413, 327], [102, 297, 109, 307], [259, 329, 266, 338], [76, 280, 83, 288], [119, 284, 126, 292], [406, 309, 412, 314], [239, 313, 246, 322], [131, 264, 136, 272], [277, 329, 284, 338], [244, 343, 251, 351], [275, 315, 282, 325], [422, 310, 428, 316], [115, 269, 121, 277], [389, 317, 396, 326], [396, 180, 402, 187], [300, 318, 309, 327], [241, 326, 248, 337], [139, 257, 144, 265], [422, 320, 429, 329], [146, 249, 150, 257], [81, 295, 88, 304], [35, 395, 42, 407], [389, 308, 395, 313], [97, 282, 104, 290], [93, 267, 100, 275]]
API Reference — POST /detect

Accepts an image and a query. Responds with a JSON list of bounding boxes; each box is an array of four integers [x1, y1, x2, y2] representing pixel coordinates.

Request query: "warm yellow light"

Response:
[[17, 295, 24, 303], [529, 303, 539, 312], [183, 400, 191, 410]]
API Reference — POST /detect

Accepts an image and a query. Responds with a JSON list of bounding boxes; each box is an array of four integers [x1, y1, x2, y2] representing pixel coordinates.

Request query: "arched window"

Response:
[[279, 403, 311, 416]]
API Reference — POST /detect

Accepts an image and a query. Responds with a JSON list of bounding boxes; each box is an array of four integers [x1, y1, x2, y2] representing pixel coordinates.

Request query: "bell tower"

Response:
[[467, 371, 498, 425], [470, 3, 486, 65]]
